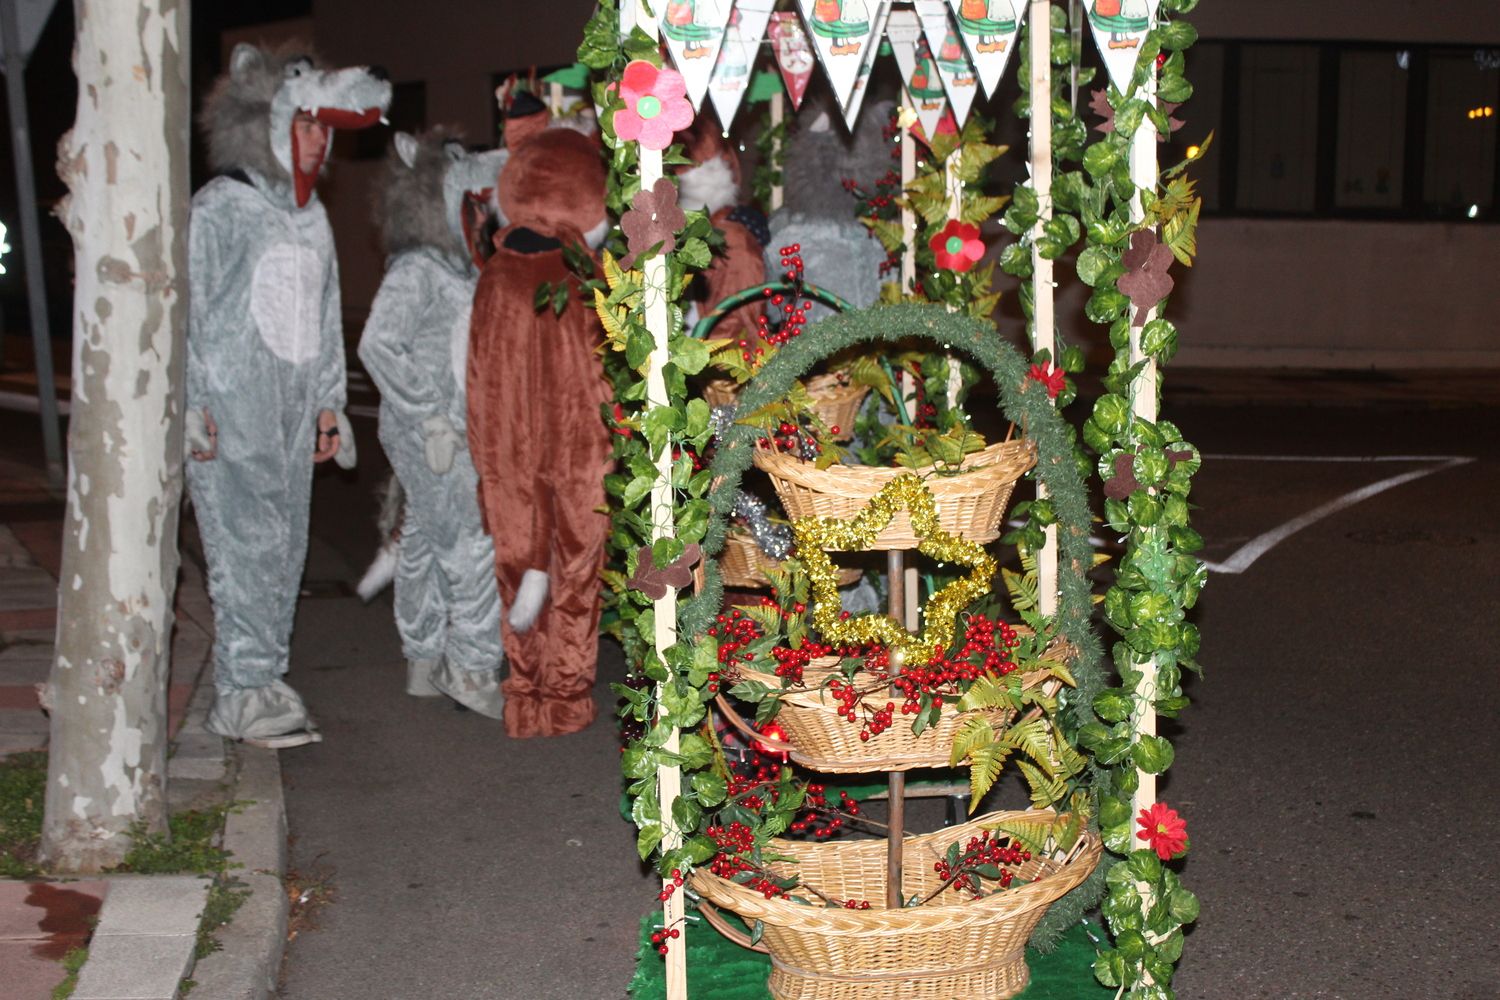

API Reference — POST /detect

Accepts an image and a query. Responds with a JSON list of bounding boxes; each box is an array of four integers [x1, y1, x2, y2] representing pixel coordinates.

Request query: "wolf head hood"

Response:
[[497, 128, 607, 246], [378, 130, 507, 270], [201, 42, 392, 208]]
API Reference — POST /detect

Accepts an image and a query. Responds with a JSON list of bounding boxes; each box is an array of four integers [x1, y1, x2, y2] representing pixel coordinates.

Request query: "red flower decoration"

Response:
[[1116, 229, 1175, 327], [620, 177, 687, 268], [614, 60, 694, 151], [1026, 362, 1066, 400], [611, 402, 633, 438], [929, 219, 985, 273], [1136, 801, 1189, 860]]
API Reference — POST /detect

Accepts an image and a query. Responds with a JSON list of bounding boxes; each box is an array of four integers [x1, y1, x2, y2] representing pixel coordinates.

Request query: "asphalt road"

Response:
[[272, 398, 1500, 1000]]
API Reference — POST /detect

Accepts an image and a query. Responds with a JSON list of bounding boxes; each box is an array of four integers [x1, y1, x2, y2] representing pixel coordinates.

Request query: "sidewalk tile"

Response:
[[0, 940, 74, 999], [92, 876, 207, 939], [71, 932, 196, 1000], [0, 880, 107, 942], [0, 608, 54, 630]]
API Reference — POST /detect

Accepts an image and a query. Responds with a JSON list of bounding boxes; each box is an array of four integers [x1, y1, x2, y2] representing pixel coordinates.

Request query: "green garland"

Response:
[[1004, 2, 1208, 995]]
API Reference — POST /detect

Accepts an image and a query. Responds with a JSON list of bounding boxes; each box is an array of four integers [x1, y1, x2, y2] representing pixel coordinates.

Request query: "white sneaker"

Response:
[[241, 728, 323, 749], [406, 658, 443, 697]]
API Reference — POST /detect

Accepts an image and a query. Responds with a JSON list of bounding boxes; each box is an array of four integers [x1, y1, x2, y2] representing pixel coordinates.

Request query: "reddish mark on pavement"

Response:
[[24, 883, 102, 960]]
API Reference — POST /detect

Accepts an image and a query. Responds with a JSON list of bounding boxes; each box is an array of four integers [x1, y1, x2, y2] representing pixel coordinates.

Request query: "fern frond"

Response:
[[949, 715, 995, 766], [1017, 759, 1067, 809], [967, 742, 1011, 812]]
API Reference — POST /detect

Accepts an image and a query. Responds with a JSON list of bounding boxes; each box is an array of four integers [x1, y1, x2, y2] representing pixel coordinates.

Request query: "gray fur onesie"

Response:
[[186, 44, 390, 742], [357, 132, 508, 716]]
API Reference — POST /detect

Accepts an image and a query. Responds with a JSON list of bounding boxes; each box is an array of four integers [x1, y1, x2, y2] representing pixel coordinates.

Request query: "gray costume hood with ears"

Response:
[[186, 43, 390, 742], [356, 130, 509, 717]]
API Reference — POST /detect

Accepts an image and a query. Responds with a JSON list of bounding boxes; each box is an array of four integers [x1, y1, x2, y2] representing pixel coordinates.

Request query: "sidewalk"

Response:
[[0, 450, 289, 1000]]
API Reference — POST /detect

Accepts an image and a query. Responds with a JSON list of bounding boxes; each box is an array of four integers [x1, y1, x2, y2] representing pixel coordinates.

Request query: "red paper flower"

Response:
[[611, 402, 633, 438], [1026, 362, 1066, 400], [614, 60, 694, 151], [929, 219, 985, 272], [1136, 801, 1188, 860], [1116, 229, 1175, 326], [620, 177, 687, 268]]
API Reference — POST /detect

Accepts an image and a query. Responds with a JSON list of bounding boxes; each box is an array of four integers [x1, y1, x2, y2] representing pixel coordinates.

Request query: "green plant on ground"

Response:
[[115, 801, 241, 875], [51, 944, 88, 1000], [195, 878, 250, 959], [0, 750, 46, 877]]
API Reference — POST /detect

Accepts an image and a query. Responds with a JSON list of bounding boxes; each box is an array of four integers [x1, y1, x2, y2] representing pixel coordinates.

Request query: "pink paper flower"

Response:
[[930, 219, 985, 273], [614, 60, 694, 151]]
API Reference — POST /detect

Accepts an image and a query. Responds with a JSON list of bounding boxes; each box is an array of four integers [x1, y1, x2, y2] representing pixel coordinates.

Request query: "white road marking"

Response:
[[1199, 454, 1476, 574]]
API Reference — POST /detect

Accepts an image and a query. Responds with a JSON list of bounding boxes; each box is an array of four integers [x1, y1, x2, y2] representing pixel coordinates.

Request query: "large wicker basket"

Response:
[[691, 811, 1102, 1000], [702, 373, 870, 442], [717, 641, 1069, 774], [704, 533, 864, 591], [754, 438, 1037, 549]]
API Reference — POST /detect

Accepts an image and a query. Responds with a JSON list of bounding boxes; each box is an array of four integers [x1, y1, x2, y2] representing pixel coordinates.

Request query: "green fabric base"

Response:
[[628, 907, 1114, 999]]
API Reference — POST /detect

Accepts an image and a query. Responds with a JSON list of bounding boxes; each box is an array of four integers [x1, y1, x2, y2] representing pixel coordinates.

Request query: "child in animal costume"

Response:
[[676, 120, 766, 343], [766, 95, 891, 321], [186, 44, 390, 747], [357, 131, 508, 716], [467, 126, 611, 738]]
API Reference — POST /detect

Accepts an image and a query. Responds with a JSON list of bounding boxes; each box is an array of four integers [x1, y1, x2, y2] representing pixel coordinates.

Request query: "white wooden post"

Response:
[[769, 90, 785, 211], [1127, 46, 1160, 827], [1029, 0, 1059, 618], [621, 3, 687, 993]]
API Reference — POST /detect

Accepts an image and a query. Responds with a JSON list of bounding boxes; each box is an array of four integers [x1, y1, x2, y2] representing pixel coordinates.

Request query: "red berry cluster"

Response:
[[649, 925, 681, 955], [768, 637, 830, 686], [934, 832, 1031, 896], [789, 783, 860, 839], [707, 821, 790, 899], [670, 443, 706, 473], [757, 419, 823, 458], [756, 244, 815, 348], [706, 608, 764, 672]]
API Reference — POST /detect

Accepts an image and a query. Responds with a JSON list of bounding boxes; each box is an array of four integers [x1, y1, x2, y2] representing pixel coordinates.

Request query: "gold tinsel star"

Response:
[[792, 474, 996, 667]]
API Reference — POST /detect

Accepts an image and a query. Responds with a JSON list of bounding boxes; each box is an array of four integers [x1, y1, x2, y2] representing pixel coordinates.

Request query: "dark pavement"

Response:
[[261, 391, 1500, 1000]]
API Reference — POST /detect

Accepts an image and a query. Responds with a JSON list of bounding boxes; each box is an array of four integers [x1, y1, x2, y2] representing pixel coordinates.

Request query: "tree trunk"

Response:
[[39, 0, 190, 872]]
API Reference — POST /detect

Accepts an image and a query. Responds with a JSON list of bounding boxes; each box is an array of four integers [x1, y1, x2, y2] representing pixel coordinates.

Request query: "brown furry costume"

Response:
[[467, 128, 611, 738], [677, 122, 766, 343]]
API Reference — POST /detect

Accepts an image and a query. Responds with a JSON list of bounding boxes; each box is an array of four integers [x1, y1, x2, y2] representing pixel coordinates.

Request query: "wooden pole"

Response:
[[769, 90, 785, 212], [1127, 43, 1160, 828], [1029, 0, 1059, 617], [886, 549, 907, 910], [623, 7, 686, 996]]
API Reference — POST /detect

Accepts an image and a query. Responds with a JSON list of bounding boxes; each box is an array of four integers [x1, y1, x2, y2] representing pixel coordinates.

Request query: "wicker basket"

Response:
[[691, 811, 1103, 1000], [754, 438, 1037, 549], [717, 641, 1069, 774], [701, 373, 870, 443], [705, 533, 864, 591]]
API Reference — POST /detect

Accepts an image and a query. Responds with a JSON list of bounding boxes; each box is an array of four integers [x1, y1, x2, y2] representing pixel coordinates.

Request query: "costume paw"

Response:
[[508, 568, 549, 633], [334, 410, 357, 469], [356, 537, 399, 602], [421, 414, 461, 475], [185, 409, 213, 456]]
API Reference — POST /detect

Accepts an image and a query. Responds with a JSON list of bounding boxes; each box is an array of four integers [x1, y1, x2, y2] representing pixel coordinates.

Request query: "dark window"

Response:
[[1182, 40, 1500, 221]]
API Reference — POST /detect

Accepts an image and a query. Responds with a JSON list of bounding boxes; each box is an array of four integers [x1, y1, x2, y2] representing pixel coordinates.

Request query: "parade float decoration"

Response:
[[579, 0, 1206, 996]]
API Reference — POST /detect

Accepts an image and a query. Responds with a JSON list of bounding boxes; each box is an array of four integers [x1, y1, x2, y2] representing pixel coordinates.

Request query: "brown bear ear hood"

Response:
[[497, 129, 607, 242]]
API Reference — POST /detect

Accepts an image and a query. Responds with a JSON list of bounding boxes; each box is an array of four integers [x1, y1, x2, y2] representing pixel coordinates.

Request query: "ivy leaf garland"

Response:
[[1066, 2, 1206, 996]]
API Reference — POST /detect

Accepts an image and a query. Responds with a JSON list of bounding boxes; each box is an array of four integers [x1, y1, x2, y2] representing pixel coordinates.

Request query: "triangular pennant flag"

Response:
[[1083, 0, 1158, 90], [796, 0, 882, 110], [888, 10, 949, 142], [915, 0, 979, 125], [945, 0, 1025, 97], [708, 0, 776, 129], [842, 0, 893, 130], [769, 12, 816, 110], [661, 0, 733, 110]]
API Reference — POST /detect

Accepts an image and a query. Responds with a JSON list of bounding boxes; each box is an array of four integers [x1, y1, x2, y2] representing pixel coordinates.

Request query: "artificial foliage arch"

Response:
[[678, 301, 1107, 943]]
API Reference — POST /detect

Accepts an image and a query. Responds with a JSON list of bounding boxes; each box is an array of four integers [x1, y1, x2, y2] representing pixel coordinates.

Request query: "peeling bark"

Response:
[[40, 0, 189, 873]]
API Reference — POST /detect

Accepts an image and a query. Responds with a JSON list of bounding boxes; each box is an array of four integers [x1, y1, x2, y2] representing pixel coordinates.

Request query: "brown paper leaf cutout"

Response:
[[628, 543, 702, 600]]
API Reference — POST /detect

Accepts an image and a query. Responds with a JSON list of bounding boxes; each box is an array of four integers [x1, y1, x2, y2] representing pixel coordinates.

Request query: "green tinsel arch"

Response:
[[682, 302, 1107, 945]]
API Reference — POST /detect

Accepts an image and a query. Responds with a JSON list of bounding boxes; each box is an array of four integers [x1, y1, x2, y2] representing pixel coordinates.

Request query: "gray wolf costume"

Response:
[[357, 131, 508, 717], [766, 97, 893, 317], [186, 43, 390, 746]]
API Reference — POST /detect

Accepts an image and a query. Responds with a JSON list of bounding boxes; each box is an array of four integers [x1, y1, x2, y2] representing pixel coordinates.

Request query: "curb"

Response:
[[186, 745, 289, 1000]]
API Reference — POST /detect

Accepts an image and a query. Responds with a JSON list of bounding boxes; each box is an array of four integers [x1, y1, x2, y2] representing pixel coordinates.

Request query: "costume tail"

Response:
[[357, 473, 405, 602], [508, 568, 549, 633]]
